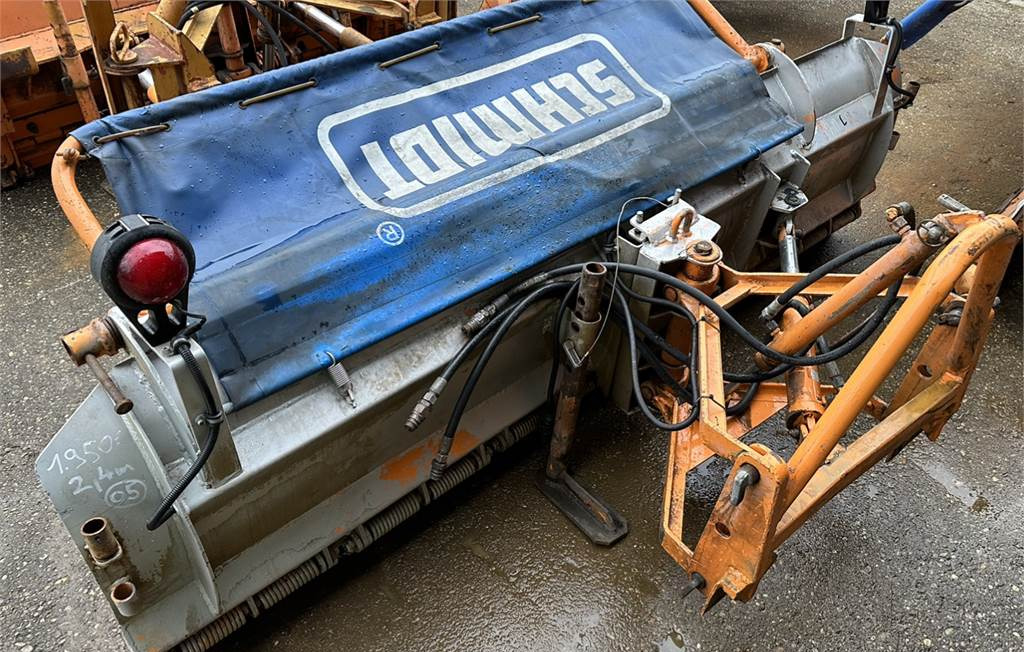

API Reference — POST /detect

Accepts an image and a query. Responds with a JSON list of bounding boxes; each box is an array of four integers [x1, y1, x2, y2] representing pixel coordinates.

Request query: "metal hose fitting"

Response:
[[429, 452, 449, 481], [461, 298, 507, 335], [405, 378, 447, 430]]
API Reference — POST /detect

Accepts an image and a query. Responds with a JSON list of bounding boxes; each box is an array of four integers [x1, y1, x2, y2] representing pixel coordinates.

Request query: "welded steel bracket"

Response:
[[659, 197, 1022, 610]]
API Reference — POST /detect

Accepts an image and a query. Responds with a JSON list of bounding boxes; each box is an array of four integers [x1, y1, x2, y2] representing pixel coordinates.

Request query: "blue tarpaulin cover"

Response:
[[73, 0, 801, 409]]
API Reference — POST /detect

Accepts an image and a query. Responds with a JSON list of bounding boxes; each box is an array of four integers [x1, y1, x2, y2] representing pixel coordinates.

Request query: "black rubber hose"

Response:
[[614, 281, 691, 364], [253, 0, 338, 53], [614, 276, 802, 382], [883, 18, 917, 102], [181, 1, 289, 67], [725, 381, 760, 416], [546, 278, 581, 401], [537, 261, 903, 368], [763, 234, 902, 321], [146, 339, 222, 531], [615, 285, 701, 431], [443, 302, 519, 382], [433, 281, 573, 478], [605, 297, 694, 403]]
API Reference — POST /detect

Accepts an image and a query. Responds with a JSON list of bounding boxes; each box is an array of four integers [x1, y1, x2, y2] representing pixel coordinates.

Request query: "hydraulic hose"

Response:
[[534, 261, 904, 368], [253, 0, 338, 53], [547, 278, 581, 401], [180, 1, 289, 66], [407, 282, 567, 431], [761, 234, 901, 322], [616, 285, 701, 431], [880, 18, 917, 105], [146, 338, 222, 531], [432, 281, 573, 478]]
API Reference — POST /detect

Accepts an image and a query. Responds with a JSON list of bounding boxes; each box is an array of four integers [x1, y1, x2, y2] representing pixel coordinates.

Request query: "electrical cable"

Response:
[[146, 336, 222, 531]]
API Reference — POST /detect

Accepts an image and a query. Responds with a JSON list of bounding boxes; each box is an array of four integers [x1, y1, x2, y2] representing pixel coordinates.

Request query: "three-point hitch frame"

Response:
[[655, 193, 1022, 610]]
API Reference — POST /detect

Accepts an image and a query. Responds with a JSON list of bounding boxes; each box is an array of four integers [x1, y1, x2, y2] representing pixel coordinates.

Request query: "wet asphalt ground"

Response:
[[1, 1, 1022, 651]]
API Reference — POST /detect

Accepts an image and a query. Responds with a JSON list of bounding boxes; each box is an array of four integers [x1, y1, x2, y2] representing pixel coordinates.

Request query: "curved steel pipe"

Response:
[[688, 0, 770, 72], [52, 136, 104, 250]]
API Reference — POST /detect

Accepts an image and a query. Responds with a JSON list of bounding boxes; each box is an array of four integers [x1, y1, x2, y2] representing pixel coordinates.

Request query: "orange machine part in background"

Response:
[[1, 0, 152, 188]]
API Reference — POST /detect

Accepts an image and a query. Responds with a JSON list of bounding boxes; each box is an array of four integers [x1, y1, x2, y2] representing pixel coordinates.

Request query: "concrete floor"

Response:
[[1, 1, 1022, 651]]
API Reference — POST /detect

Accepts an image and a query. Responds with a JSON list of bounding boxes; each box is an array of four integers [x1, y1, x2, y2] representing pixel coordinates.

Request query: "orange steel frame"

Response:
[[660, 194, 1022, 611]]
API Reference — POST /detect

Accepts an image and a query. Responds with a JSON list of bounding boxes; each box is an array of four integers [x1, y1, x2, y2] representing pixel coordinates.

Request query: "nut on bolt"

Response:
[[917, 219, 954, 247], [885, 202, 915, 234]]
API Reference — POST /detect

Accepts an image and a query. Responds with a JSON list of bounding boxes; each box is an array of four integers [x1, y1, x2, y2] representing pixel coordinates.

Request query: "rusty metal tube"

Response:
[[687, 0, 770, 72], [85, 354, 134, 414], [546, 263, 606, 479], [43, 0, 101, 122], [110, 579, 140, 617], [292, 2, 373, 49], [216, 6, 250, 76], [780, 303, 823, 430], [946, 239, 1017, 375], [783, 215, 1021, 505], [81, 517, 121, 563], [52, 137, 104, 250]]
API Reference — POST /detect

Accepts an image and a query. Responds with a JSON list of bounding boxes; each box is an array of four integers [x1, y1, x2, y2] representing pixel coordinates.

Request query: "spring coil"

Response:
[[254, 550, 334, 611], [366, 492, 422, 541], [327, 362, 350, 388], [426, 452, 481, 500], [492, 412, 541, 452], [176, 605, 247, 652], [178, 409, 548, 651]]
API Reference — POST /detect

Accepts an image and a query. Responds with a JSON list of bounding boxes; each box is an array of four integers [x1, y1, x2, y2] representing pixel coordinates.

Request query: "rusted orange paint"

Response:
[[379, 430, 481, 486], [379, 444, 431, 485]]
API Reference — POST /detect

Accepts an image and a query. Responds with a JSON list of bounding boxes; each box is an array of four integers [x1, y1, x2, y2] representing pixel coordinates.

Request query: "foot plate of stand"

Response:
[[537, 471, 628, 546]]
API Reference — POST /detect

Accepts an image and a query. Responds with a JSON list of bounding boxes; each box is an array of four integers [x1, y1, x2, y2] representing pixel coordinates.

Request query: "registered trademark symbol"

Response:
[[376, 221, 405, 246]]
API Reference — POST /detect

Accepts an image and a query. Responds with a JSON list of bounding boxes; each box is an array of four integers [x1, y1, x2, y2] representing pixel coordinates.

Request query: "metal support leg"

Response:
[[538, 263, 628, 545]]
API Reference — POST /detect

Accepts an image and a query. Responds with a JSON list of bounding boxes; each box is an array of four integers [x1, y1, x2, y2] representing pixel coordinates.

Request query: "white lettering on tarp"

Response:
[[361, 141, 424, 200], [365, 58, 637, 201], [577, 59, 636, 106], [511, 81, 585, 132], [453, 111, 510, 157], [432, 116, 486, 167], [318, 34, 673, 218]]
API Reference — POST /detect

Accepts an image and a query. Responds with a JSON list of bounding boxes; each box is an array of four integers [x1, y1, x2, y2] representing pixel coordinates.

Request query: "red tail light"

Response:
[[115, 238, 190, 305]]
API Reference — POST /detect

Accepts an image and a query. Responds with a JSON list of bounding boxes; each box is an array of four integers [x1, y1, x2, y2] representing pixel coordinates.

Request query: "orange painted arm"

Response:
[[52, 136, 104, 251], [783, 213, 1021, 505], [688, 0, 770, 73]]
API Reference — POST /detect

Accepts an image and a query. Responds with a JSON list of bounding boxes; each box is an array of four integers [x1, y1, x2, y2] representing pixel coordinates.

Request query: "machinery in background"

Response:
[[39, 0, 1015, 650], [0, 0, 455, 187]]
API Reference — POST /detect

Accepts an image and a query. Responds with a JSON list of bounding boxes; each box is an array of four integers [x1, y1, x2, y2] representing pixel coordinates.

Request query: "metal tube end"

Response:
[[110, 579, 140, 618], [81, 516, 121, 564]]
